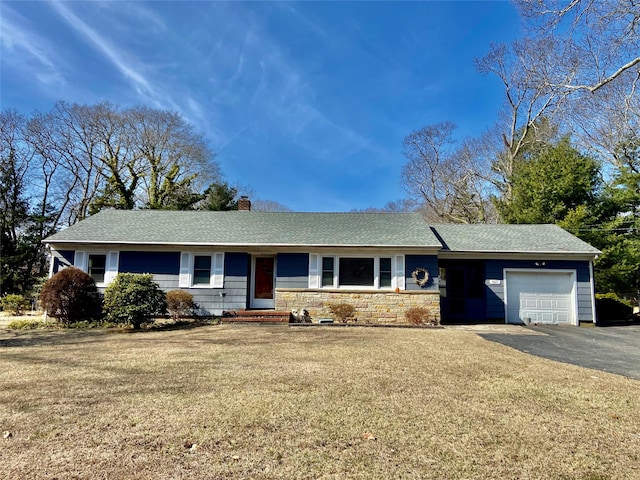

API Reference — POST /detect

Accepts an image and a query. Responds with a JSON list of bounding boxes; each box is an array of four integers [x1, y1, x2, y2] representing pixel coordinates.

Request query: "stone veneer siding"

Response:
[[275, 288, 441, 324]]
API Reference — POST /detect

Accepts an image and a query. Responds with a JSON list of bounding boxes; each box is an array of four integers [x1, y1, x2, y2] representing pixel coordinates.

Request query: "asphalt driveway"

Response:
[[479, 325, 640, 380]]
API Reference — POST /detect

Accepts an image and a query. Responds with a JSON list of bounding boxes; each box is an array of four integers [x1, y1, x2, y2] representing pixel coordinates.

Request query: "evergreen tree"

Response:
[[199, 182, 238, 211], [495, 136, 600, 225]]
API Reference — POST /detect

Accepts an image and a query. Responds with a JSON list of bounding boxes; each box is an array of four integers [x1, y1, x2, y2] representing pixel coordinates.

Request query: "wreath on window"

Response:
[[412, 267, 429, 287]]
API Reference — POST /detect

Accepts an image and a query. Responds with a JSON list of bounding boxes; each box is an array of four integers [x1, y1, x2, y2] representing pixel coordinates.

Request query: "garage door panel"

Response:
[[539, 312, 554, 323], [539, 299, 553, 309], [506, 271, 576, 325]]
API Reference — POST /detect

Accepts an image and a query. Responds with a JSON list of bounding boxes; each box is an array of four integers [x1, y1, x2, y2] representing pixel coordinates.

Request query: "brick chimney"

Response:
[[238, 195, 251, 211]]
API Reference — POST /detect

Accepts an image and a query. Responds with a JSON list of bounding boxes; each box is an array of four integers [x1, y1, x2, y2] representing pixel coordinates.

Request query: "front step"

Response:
[[223, 310, 291, 324]]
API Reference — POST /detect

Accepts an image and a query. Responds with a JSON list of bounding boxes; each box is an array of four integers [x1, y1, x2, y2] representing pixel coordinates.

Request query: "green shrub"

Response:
[[7, 319, 44, 330], [103, 274, 167, 329], [39, 268, 101, 324], [595, 293, 633, 322], [166, 290, 195, 320], [327, 303, 356, 323], [0, 294, 30, 315]]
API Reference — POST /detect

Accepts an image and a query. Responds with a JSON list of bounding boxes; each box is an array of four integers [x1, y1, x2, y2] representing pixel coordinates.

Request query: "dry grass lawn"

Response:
[[1, 324, 639, 479]]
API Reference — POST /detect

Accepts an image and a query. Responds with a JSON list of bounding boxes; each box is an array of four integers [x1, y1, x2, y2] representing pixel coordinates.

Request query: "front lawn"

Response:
[[1, 324, 638, 479]]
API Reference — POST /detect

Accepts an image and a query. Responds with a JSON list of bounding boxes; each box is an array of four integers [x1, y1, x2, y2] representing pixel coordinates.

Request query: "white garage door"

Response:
[[505, 271, 576, 325]]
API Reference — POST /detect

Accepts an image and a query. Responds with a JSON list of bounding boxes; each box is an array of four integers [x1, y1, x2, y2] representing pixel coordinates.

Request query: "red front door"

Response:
[[251, 256, 275, 308]]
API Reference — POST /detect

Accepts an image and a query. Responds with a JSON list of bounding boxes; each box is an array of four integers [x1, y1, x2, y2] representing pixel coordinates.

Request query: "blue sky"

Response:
[[1, 1, 521, 212]]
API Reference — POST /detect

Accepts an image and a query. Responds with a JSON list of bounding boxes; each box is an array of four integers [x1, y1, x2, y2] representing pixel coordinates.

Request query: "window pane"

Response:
[[380, 257, 392, 288], [194, 256, 211, 270], [322, 257, 334, 287], [88, 254, 106, 284], [339, 258, 374, 286], [322, 257, 333, 270], [193, 255, 211, 285]]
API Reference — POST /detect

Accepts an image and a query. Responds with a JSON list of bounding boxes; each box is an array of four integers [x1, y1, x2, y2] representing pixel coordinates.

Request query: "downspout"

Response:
[[589, 258, 597, 326]]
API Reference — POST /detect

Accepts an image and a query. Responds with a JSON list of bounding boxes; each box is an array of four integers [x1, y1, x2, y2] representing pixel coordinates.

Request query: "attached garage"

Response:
[[505, 270, 577, 325]]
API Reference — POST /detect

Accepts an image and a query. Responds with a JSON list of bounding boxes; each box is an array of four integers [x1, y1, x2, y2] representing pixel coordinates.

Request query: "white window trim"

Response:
[[179, 252, 225, 288], [310, 254, 405, 290], [309, 254, 320, 289], [74, 250, 88, 272], [74, 250, 119, 286], [394, 254, 405, 290]]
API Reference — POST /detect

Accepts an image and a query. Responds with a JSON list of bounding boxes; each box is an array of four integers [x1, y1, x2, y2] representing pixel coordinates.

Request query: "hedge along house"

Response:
[[44, 209, 443, 323], [43, 208, 601, 325]]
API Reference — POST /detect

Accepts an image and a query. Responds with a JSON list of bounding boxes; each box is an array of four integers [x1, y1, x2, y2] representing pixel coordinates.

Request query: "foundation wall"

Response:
[[275, 288, 441, 324]]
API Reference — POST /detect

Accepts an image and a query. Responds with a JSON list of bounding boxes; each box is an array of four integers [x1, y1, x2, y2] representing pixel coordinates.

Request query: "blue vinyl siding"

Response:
[[53, 250, 75, 273], [119, 251, 180, 275], [225, 252, 249, 277], [405, 255, 439, 291], [59, 250, 74, 265], [276, 253, 309, 289], [143, 252, 248, 315], [277, 253, 308, 277], [217, 252, 249, 312], [485, 259, 594, 322], [108, 251, 250, 315]]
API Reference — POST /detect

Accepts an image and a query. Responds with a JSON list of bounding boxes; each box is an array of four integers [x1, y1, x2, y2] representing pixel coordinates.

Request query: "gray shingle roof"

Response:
[[44, 210, 600, 256], [45, 210, 441, 248], [432, 224, 600, 254]]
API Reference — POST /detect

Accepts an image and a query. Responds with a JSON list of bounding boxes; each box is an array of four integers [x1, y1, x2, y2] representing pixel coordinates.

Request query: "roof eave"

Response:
[[46, 240, 442, 250], [438, 250, 600, 260]]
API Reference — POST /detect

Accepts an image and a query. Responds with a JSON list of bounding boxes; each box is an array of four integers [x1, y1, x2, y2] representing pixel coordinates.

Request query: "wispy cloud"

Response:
[[94, 1, 168, 33], [204, 5, 377, 163], [0, 4, 66, 86], [47, 0, 173, 109]]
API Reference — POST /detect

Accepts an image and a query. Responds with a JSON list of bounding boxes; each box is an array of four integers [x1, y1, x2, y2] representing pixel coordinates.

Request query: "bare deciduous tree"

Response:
[[516, 0, 640, 173], [517, 0, 640, 94], [126, 106, 219, 209], [2, 102, 220, 294], [251, 199, 293, 212], [567, 71, 640, 172], [18, 102, 220, 223], [401, 122, 494, 224], [475, 38, 574, 201]]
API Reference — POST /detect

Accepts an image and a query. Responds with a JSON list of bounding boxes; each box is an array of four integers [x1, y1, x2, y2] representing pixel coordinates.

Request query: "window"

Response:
[[339, 258, 374, 286], [380, 257, 392, 288], [312, 255, 401, 289], [88, 254, 106, 284], [179, 252, 225, 288], [193, 255, 212, 285], [322, 257, 334, 287], [74, 251, 118, 285]]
